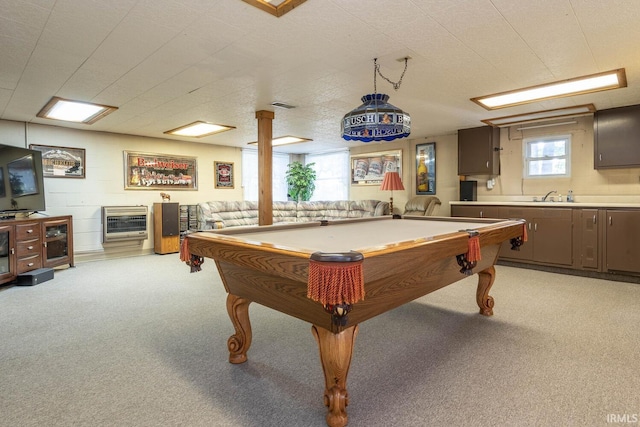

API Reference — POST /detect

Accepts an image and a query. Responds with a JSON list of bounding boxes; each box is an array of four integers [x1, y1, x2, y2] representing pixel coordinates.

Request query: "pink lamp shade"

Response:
[[380, 171, 404, 214], [380, 171, 405, 191]]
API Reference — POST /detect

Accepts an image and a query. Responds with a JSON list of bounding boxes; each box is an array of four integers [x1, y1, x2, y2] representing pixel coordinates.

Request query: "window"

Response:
[[523, 135, 571, 178], [306, 150, 349, 201], [241, 149, 290, 201], [241, 149, 349, 202]]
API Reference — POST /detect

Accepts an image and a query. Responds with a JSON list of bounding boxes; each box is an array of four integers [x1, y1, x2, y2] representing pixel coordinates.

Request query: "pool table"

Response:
[[182, 215, 526, 427]]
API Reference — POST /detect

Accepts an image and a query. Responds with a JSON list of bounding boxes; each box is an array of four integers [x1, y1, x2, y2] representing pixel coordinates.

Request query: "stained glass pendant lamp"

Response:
[[342, 58, 411, 142]]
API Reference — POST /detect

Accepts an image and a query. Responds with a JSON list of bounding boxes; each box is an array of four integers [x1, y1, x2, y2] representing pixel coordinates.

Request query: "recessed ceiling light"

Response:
[[164, 121, 236, 138], [37, 97, 118, 124], [247, 135, 312, 146], [242, 0, 307, 17], [472, 69, 626, 110], [482, 104, 596, 127]]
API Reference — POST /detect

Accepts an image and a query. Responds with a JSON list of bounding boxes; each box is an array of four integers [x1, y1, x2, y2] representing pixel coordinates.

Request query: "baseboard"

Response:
[[75, 247, 154, 263], [497, 260, 640, 284]]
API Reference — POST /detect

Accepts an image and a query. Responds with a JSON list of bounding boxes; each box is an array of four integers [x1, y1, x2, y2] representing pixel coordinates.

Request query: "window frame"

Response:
[[523, 134, 571, 179]]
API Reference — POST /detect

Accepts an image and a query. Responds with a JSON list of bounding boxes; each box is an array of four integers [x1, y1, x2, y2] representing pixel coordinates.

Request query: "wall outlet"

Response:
[[487, 178, 495, 190]]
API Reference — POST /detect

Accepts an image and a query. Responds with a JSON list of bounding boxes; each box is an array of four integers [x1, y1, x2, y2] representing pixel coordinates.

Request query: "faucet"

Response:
[[542, 190, 557, 202]]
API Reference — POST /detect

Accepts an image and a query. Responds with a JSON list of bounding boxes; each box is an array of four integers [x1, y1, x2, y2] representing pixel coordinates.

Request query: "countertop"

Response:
[[450, 200, 640, 208]]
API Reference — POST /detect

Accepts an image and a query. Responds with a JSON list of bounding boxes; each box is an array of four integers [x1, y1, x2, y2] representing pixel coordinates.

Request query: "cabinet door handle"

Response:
[[479, 211, 483, 218], [27, 245, 33, 250], [599, 154, 602, 161], [486, 161, 489, 169], [11, 248, 14, 254], [609, 216, 612, 226], [593, 215, 597, 224], [28, 262, 34, 267], [528, 223, 531, 230], [26, 229, 33, 233], [534, 223, 537, 232]]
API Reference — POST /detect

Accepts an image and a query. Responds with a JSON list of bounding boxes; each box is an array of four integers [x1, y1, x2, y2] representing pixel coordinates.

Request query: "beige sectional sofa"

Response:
[[197, 200, 389, 230]]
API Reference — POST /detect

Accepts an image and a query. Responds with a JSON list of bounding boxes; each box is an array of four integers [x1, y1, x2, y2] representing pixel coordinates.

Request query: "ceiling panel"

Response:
[[2, 0, 640, 153]]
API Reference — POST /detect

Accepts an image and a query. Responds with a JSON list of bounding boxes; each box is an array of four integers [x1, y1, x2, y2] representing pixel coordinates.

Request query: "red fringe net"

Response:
[[307, 260, 365, 306], [179, 237, 190, 262], [467, 235, 481, 262]]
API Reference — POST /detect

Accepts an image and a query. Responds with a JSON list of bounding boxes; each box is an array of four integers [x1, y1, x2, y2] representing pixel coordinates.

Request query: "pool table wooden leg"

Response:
[[476, 265, 496, 316], [226, 294, 252, 364], [312, 324, 358, 427]]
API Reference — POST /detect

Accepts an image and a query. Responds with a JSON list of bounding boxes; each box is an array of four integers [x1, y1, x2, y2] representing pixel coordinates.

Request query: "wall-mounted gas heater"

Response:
[[101, 206, 149, 242]]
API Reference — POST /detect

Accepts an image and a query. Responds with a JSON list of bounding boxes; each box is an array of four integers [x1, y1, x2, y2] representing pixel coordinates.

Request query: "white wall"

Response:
[[348, 134, 459, 216], [1, 119, 243, 259], [469, 115, 640, 203], [4, 114, 637, 261]]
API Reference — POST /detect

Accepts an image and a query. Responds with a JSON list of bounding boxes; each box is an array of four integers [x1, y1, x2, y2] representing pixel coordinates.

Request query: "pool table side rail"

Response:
[[186, 217, 525, 261]]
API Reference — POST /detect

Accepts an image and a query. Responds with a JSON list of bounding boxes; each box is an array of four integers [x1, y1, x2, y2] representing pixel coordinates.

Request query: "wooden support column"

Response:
[[255, 110, 274, 226]]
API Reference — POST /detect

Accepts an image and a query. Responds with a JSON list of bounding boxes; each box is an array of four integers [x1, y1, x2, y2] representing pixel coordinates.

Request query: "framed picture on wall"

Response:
[[416, 142, 436, 195], [214, 161, 234, 189], [29, 144, 86, 178], [350, 150, 402, 185], [124, 151, 197, 190]]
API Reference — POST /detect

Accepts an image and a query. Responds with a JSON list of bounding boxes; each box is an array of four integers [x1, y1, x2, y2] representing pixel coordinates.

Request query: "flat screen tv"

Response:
[[0, 144, 46, 217]]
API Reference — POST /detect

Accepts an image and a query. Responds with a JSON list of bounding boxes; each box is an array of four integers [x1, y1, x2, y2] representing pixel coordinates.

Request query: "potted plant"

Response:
[[286, 161, 316, 201]]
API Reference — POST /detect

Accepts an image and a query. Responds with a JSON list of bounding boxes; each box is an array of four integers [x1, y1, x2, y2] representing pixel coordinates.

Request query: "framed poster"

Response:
[[214, 161, 234, 189], [124, 151, 197, 190], [350, 150, 402, 185], [29, 144, 86, 178], [416, 142, 436, 195]]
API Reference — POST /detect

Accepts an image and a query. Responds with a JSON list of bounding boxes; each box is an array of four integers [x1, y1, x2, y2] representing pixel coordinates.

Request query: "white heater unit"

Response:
[[101, 206, 148, 242]]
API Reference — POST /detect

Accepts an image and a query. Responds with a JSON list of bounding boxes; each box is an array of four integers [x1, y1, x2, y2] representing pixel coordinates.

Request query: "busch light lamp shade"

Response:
[[341, 93, 411, 142]]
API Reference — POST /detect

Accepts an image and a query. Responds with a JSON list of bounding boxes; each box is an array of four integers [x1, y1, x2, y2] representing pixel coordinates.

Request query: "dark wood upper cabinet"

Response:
[[594, 104, 640, 169], [458, 125, 500, 176]]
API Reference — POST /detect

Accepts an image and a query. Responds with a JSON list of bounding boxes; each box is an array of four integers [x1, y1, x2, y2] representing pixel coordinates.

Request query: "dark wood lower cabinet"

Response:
[[453, 204, 640, 277], [604, 209, 640, 274], [454, 205, 572, 267], [530, 209, 573, 266], [573, 209, 600, 270]]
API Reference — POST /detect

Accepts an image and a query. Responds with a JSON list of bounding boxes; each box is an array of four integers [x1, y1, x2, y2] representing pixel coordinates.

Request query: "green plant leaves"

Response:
[[285, 161, 316, 201]]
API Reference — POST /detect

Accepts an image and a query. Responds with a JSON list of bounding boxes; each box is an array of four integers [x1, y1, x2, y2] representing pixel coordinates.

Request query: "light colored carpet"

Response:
[[1, 254, 639, 427]]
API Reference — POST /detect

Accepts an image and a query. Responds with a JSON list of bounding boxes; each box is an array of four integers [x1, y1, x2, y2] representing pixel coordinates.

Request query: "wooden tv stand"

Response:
[[0, 215, 74, 286]]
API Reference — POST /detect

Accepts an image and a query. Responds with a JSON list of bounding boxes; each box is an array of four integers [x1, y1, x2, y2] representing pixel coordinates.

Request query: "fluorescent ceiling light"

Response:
[[482, 104, 596, 127], [247, 135, 312, 146], [516, 121, 577, 131], [37, 97, 118, 124], [164, 121, 235, 138], [472, 69, 626, 110]]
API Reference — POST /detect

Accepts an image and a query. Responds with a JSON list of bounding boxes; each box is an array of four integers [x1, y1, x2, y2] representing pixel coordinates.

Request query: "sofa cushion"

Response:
[[403, 196, 441, 216], [273, 201, 299, 223], [197, 200, 388, 229], [348, 199, 388, 217]]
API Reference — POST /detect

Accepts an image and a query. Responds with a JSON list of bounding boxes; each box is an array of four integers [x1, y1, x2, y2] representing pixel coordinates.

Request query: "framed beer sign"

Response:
[[350, 150, 402, 185], [124, 151, 197, 190], [214, 161, 234, 189], [29, 144, 86, 178], [415, 142, 436, 195]]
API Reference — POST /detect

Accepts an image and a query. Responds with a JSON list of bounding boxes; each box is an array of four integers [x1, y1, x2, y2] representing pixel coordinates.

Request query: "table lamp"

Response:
[[379, 171, 405, 215]]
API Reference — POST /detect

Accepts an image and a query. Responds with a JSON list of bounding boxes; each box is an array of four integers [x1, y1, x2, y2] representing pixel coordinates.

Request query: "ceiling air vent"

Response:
[[271, 102, 296, 109]]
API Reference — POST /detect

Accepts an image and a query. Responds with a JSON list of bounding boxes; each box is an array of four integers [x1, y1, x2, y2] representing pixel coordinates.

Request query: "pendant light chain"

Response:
[[373, 57, 409, 92]]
